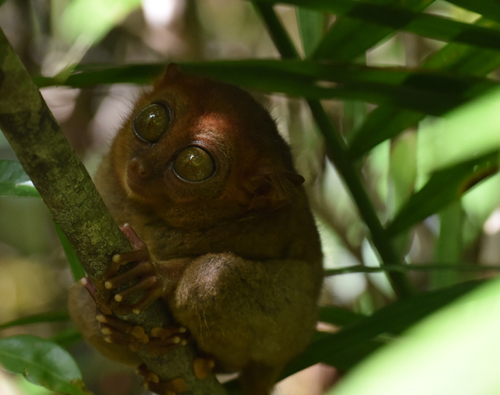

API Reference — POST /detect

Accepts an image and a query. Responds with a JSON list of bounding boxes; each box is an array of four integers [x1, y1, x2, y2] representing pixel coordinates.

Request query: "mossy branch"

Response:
[[0, 28, 225, 395]]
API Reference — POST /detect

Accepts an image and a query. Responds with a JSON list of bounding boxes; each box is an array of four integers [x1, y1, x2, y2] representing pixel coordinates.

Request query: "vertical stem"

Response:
[[252, 1, 414, 298]]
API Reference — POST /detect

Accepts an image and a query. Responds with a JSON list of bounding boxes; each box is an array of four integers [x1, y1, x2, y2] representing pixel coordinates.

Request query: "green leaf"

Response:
[[348, 18, 500, 158], [387, 151, 499, 236], [59, 0, 142, 45], [286, 280, 482, 376], [0, 335, 90, 395], [50, 329, 83, 348], [0, 160, 40, 197], [447, 0, 500, 24], [296, 7, 324, 57], [33, 61, 500, 116], [55, 223, 85, 281], [311, 0, 435, 61], [0, 312, 70, 330], [330, 276, 500, 395], [261, 0, 500, 51], [319, 306, 366, 326]]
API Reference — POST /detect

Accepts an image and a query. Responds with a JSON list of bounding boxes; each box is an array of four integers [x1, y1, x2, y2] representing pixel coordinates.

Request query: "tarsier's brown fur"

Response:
[[69, 65, 323, 395]]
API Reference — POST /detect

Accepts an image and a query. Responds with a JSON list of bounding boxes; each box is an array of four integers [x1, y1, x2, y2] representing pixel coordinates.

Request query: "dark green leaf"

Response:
[[55, 223, 85, 281], [387, 151, 499, 236], [0, 335, 90, 395], [319, 306, 366, 326], [0, 160, 40, 197], [33, 61, 500, 116], [260, 0, 500, 51], [312, 0, 435, 61], [349, 17, 500, 158], [0, 311, 70, 330], [50, 329, 83, 347], [285, 280, 482, 375]]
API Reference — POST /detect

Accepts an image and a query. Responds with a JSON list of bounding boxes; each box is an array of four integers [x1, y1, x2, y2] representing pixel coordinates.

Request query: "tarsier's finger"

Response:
[[120, 223, 148, 251], [114, 276, 159, 304], [96, 314, 149, 343], [104, 261, 155, 290], [104, 249, 149, 280], [150, 325, 187, 340], [127, 286, 164, 315]]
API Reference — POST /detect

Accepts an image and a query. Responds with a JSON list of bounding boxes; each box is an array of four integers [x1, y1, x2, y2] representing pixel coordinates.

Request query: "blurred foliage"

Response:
[[2, 0, 500, 394]]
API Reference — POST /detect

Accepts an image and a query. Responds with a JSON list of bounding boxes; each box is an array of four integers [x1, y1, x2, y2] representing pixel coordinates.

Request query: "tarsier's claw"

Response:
[[137, 364, 187, 395]]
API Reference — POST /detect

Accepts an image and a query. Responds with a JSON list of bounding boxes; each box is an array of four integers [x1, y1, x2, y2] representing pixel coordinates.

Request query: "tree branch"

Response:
[[0, 27, 225, 395]]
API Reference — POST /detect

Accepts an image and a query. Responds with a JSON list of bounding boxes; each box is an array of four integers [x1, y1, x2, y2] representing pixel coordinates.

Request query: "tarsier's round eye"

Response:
[[173, 146, 215, 182], [133, 103, 170, 143]]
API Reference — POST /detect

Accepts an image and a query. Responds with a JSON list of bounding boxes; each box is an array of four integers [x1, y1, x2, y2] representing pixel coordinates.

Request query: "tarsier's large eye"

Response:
[[133, 103, 170, 143], [173, 146, 215, 182]]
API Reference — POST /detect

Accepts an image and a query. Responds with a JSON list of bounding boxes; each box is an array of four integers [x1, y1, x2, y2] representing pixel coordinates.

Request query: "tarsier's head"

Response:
[[111, 64, 305, 227]]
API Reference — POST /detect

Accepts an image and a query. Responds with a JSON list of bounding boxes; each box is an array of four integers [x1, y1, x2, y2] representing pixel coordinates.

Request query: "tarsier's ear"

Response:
[[242, 166, 305, 212]]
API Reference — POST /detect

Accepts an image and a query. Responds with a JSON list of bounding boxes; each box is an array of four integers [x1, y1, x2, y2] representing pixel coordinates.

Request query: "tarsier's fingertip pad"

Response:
[[112, 254, 121, 263], [105, 281, 113, 290], [170, 378, 187, 392], [133, 308, 141, 315], [193, 358, 215, 379]]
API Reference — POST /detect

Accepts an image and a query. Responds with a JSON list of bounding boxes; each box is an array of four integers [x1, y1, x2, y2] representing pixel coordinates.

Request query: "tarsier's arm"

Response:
[[69, 64, 323, 395]]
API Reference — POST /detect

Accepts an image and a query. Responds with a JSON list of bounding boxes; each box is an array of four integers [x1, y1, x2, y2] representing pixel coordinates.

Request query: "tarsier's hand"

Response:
[[81, 223, 190, 354], [93, 223, 164, 316]]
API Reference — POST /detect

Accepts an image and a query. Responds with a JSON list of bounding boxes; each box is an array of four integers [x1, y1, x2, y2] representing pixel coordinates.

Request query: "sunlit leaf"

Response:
[[387, 151, 499, 236], [331, 277, 500, 395], [447, 0, 500, 23], [284, 281, 481, 376], [0, 335, 90, 395], [260, 0, 500, 50], [0, 160, 40, 197], [349, 17, 500, 158], [312, 0, 435, 61], [59, 0, 142, 45]]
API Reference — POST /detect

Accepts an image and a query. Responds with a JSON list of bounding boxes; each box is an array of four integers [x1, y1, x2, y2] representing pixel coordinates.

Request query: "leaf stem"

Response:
[[253, 1, 414, 298]]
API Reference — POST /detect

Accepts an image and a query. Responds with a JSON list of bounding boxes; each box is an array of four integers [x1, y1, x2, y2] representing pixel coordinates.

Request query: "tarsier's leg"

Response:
[[170, 252, 321, 395]]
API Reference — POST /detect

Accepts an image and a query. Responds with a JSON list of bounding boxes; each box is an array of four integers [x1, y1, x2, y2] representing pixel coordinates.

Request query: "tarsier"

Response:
[[69, 64, 323, 395]]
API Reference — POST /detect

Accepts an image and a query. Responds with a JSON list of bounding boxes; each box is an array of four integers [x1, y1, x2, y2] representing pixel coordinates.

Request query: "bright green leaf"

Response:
[[447, 0, 500, 24], [284, 280, 481, 376], [0, 160, 40, 197], [59, 0, 142, 45], [0, 335, 90, 395], [349, 17, 500, 158], [331, 276, 500, 395], [261, 0, 500, 51], [312, 0, 435, 61], [387, 151, 499, 236]]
